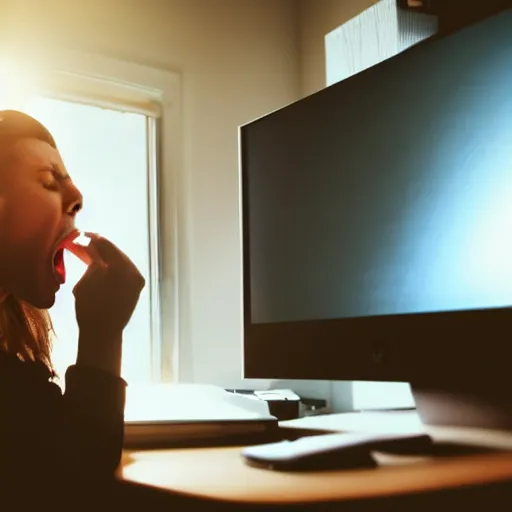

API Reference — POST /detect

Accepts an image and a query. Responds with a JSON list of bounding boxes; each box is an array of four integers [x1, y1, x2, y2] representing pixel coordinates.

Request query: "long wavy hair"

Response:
[[0, 110, 57, 373]]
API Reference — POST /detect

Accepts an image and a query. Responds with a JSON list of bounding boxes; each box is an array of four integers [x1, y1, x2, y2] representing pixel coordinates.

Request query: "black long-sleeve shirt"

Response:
[[0, 349, 126, 486]]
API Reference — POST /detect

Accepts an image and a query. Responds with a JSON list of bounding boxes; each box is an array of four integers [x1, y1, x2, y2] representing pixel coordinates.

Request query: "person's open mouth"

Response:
[[52, 230, 80, 285]]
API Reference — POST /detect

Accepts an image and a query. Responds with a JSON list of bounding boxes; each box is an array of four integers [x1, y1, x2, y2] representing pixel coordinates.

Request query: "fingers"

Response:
[[64, 234, 107, 269], [83, 232, 127, 267], [64, 241, 93, 266], [66, 232, 143, 291], [72, 260, 107, 293]]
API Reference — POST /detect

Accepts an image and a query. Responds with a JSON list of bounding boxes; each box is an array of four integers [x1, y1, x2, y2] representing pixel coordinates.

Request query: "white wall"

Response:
[[325, 0, 437, 88], [325, 0, 399, 87], [299, 0, 379, 97], [1, 0, 303, 389]]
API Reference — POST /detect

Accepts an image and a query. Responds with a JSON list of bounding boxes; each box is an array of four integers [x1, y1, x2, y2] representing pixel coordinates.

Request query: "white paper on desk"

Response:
[[280, 411, 425, 435], [124, 384, 276, 445], [124, 383, 273, 423]]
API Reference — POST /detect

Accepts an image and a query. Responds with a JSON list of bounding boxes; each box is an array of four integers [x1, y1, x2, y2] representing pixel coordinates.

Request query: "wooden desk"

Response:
[[120, 446, 512, 505], [119, 413, 512, 506]]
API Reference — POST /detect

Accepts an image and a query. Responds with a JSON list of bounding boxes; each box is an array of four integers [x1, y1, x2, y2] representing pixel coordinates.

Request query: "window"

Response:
[[0, 53, 180, 407], [325, 0, 437, 411]]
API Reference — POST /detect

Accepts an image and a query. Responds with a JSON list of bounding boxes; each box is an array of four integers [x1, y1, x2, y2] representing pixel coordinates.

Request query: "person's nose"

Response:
[[65, 184, 83, 218]]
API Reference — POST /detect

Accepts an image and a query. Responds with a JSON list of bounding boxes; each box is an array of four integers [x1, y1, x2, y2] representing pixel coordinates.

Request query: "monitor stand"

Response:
[[411, 381, 512, 431]]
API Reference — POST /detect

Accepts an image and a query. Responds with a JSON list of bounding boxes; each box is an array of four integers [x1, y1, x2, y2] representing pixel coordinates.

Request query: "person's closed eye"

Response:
[[41, 169, 60, 191]]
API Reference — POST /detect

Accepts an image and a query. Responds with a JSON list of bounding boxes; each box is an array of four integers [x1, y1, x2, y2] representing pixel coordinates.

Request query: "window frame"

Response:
[[10, 50, 182, 383]]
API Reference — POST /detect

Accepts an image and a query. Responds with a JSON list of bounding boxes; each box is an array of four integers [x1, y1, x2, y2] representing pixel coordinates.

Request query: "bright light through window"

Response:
[[19, 97, 153, 385]]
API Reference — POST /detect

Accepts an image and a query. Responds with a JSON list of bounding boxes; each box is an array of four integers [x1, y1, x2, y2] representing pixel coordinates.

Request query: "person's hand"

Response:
[[66, 233, 145, 374]]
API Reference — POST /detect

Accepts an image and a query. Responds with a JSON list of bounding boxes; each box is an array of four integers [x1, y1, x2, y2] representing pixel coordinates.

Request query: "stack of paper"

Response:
[[124, 384, 277, 447]]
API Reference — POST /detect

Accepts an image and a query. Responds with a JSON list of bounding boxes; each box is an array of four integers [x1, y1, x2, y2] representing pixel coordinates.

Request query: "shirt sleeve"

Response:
[[62, 364, 127, 477], [0, 355, 126, 483]]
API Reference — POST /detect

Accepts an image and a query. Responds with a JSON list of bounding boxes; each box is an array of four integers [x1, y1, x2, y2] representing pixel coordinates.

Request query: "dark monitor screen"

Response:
[[240, 10, 512, 382]]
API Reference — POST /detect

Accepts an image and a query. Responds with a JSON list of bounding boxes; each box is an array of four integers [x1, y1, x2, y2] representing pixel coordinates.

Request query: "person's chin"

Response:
[[24, 286, 57, 309], [7, 271, 58, 309], [35, 294, 57, 309]]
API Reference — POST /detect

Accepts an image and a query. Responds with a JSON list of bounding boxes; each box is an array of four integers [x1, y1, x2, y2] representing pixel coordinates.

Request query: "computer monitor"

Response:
[[240, 9, 512, 429]]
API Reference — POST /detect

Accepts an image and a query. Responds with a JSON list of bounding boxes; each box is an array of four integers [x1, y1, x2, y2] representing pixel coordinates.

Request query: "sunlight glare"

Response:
[[0, 59, 39, 111]]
